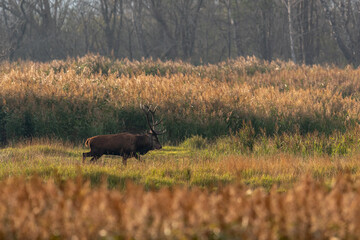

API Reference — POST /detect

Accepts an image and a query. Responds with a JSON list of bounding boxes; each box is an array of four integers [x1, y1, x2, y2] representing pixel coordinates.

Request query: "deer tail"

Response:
[[84, 138, 92, 148]]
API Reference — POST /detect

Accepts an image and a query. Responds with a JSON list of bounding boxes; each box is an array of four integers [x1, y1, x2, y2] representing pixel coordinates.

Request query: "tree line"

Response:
[[1, 0, 360, 66]]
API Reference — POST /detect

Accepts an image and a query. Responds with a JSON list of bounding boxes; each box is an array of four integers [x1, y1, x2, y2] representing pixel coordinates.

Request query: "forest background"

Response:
[[1, 0, 360, 67]]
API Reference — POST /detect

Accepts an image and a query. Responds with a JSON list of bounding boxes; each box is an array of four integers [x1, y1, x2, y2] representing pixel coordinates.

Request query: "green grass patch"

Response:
[[2, 138, 360, 191]]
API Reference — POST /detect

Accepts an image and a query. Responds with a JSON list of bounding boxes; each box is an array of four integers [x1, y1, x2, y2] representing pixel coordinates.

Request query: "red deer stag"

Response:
[[82, 104, 165, 165]]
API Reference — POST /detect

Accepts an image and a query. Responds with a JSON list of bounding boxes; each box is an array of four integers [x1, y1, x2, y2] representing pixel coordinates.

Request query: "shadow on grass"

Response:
[[82, 171, 140, 190], [82, 168, 235, 191]]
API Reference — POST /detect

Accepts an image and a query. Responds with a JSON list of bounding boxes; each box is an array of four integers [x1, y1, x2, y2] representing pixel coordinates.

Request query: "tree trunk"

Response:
[[284, 0, 297, 63], [319, 0, 356, 65]]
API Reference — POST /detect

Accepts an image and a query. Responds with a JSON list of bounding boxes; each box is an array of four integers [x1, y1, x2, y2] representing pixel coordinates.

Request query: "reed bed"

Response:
[[1, 55, 360, 142], [0, 175, 358, 239]]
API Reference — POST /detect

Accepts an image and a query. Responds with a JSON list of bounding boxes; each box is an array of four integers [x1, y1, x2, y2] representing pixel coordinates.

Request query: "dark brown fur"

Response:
[[82, 131, 162, 165], [83, 105, 165, 165]]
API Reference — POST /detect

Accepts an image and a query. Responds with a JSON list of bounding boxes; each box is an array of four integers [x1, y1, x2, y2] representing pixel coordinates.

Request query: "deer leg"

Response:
[[135, 153, 143, 163], [122, 156, 128, 166], [82, 152, 92, 163], [90, 154, 102, 163]]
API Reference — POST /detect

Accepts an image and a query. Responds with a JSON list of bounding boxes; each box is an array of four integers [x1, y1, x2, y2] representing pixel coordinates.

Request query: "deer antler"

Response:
[[140, 104, 166, 135]]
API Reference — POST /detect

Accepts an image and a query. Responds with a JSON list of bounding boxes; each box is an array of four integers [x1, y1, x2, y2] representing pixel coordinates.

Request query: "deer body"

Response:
[[83, 105, 165, 165]]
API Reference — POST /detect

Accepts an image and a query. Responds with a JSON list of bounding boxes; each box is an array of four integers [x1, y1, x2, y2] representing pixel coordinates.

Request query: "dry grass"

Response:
[[0, 175, 359, 239], [3, 57, 359, 119], [1, 55, 360, 141], [2, 56, 360, 238]]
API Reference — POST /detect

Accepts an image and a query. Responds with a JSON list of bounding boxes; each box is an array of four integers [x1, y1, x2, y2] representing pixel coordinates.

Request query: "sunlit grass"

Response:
[[2, 55, 360, 142], [2, 140, 360, 191]]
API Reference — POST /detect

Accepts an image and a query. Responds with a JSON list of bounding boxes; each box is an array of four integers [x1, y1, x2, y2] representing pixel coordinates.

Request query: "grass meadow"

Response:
[[2, 136, 360, 192], [1, 55, 360, 238]]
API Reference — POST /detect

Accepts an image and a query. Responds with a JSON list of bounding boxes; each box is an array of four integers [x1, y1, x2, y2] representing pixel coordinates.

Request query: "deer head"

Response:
[[140, 104, 166, 150]]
